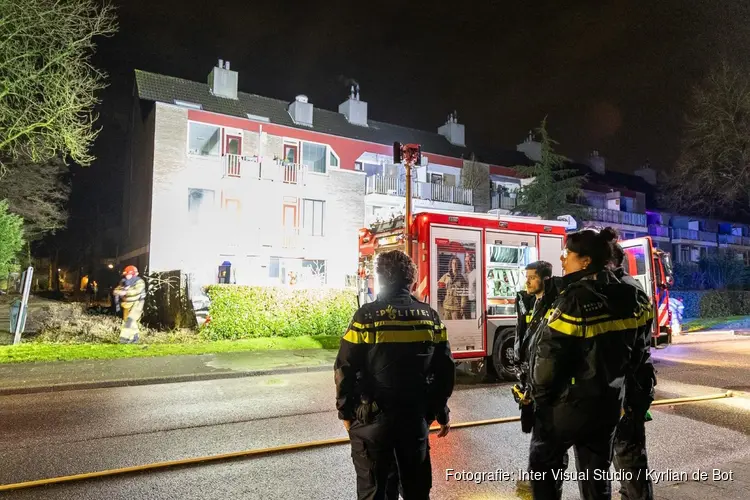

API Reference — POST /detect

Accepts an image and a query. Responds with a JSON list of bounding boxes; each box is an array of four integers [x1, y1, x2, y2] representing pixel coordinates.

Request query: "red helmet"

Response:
[[123, 265, 138, 276]]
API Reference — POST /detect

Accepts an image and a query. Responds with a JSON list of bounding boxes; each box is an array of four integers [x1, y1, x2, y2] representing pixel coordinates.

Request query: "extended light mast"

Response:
[[393, 142, 421, 259]]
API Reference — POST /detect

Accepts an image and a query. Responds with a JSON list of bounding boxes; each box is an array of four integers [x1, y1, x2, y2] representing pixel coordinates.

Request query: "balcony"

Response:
[[719, 234, 747, 245], [365, 175, 473, 206], [223, 155, 305, 185], [648, 224, 670, 238], [491, 193, 518, 211], [584, 207, 647, 227], [671, 228, 699, 241]]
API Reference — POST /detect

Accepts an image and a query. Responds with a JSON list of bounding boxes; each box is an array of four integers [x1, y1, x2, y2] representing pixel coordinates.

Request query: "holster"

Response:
[[355, 395, 381, 425], [512, 383, 534, 434]]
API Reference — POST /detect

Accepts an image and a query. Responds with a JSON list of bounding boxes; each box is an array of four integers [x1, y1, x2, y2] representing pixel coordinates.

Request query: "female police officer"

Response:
[[527, 227, 652, 500]]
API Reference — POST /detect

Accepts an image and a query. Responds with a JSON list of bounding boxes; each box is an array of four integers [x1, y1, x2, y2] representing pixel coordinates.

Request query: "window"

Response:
[[187, 189, 215, 226], [329, 150, 339, 168], [430, 173, 443, 184], [302, 142, 327, 173], [302, 259, 327, 285], [303, 199, 325, 236], [282, 200, 298, 229], [354, 161, 364, 171], [225, 135, 242, 156], [188, 122, 221, 156], [283, 143, 298, 163], [268, 257, 280, 278]]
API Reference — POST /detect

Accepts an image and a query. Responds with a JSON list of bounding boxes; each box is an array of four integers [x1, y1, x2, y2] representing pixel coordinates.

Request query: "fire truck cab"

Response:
[[618, 236, 675, 348], [357, 209, 568, 381]]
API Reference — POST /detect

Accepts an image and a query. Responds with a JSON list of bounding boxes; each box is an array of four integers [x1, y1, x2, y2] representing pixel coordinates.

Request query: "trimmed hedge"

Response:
[[202, 285, 357, 340], [670, 290, 750, 319]]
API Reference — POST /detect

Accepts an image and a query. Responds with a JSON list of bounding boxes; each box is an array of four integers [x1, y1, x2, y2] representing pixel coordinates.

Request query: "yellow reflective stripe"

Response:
[[350, 319, 437, 330], [549, 316, 643, 338], [342, 329, 437, 344], [434, 325, 448, 342], [585, 317, 640, 336], [548, 318, 583, 337], [525, 314, 533, 323]]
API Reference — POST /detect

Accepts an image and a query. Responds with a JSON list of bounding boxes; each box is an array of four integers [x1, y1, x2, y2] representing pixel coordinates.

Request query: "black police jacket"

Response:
[[528, 268, 653, 413], [613, 266, 657, 416], [334, 287, 456, 425], [514, 291, 536, 365]]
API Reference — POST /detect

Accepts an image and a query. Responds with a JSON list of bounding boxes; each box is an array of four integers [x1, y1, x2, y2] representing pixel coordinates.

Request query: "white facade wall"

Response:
[[148, 102, 365, 288]]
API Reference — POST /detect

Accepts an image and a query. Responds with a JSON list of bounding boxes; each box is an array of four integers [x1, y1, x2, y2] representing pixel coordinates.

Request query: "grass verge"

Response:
[[0, 335, 341, 364], [681, 315, 747, 332]]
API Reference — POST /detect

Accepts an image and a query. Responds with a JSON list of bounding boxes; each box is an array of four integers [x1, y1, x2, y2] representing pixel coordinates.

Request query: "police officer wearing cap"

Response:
[[335, 249, 455, 500], [610, 243, 657, 500], [527, 227, 652, 500]]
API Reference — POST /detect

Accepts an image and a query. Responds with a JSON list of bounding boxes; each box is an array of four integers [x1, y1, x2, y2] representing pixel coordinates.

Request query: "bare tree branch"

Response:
[[0, 0, 118, 171]]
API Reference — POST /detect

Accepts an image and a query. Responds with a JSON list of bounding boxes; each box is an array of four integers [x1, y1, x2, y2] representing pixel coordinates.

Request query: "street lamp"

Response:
[[393, 142, 421, 259]]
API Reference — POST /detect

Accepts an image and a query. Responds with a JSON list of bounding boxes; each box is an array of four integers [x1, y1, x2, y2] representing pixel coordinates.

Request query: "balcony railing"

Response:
[[699, 230, 717, 242], [584, 207, 647, 227], [719, 234, 745, 245], [671, 228, 699, 241], [491, 193, 518, 211], [648, 224, 670, 238], [223, 155, 305, 185], [365, 175, 473, 206]]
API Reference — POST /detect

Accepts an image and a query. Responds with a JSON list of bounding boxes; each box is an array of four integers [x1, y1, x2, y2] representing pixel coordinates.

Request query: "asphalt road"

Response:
[[1, 339, 749, 499]]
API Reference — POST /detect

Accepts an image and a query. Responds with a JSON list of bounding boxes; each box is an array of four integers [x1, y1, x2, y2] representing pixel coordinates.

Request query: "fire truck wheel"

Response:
[[491, 327, 517, 381]]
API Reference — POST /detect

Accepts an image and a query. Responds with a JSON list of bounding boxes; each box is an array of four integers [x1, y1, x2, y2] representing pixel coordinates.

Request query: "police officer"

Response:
[[527, 227, 652, 500], [513, 260, 555, 494], [335, 249, 455, 500], [611, 243, 656, 500], [514, 260, 555, 374]]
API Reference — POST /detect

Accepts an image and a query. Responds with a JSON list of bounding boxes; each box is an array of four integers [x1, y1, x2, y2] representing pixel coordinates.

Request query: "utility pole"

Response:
[[393, 142, 421, 259]]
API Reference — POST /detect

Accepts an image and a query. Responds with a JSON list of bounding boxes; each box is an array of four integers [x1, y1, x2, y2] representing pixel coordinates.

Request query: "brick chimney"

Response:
[[288, 94, 314, 127], [517, 131, 541, 162], [634, 160, 657, 185], [588, 150, 606, 175], [208, 59, 238, 100], [438, 111, 465, 147], [339, 83, 368, 127]]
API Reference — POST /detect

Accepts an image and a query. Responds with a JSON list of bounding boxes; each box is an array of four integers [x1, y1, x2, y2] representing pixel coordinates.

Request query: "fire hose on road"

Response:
[[0, 391, 738, 493]]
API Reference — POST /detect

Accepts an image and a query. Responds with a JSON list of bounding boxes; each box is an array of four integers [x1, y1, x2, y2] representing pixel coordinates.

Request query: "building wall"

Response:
[[121, 98, 156, 270], [147, 103, 365, 288]]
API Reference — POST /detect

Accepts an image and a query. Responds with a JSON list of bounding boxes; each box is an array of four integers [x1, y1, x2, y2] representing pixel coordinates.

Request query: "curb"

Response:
[[0, 364, 334, 396]]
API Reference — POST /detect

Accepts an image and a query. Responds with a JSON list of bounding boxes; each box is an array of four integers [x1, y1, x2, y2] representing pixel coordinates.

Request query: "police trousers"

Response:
[[348, 412, 432, 500], [529, 403, 619, 500], [613, 414, 653, 500]]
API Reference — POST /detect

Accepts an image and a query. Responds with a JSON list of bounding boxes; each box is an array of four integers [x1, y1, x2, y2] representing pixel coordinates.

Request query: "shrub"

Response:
[[30, 302, 180, 344], [699, 290, 750, 318], [202, 285, 357, 340]]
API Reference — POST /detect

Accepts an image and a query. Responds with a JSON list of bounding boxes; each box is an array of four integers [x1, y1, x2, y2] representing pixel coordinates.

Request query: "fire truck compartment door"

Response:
[[619, 237, 653, 298], [430, 225, 484, 355], [539, 234, 565, 277]]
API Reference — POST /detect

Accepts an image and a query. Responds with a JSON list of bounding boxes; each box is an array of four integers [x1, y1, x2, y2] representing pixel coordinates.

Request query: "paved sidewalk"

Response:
[[0, 348, 339, 395], [654, 455, 750, 499]]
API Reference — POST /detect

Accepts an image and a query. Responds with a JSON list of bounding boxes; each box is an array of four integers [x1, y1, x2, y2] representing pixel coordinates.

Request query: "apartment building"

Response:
[[122, 60, 527, 289]]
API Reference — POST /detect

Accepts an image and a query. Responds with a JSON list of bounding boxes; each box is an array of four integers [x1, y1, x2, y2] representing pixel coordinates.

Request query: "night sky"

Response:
[[60, 0, 750, 261]]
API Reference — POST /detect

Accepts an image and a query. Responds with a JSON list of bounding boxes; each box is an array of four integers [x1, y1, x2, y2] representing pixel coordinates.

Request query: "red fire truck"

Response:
[[619, 236, 675, 348], [357, 209, 568, 380]]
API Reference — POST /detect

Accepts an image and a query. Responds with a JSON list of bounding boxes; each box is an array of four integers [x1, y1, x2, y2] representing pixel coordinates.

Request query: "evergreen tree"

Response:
[[512, 118, 586, 221]]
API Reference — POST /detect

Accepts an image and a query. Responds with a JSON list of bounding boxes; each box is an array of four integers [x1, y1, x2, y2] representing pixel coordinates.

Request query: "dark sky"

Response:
[[64, 0, 750, 258]]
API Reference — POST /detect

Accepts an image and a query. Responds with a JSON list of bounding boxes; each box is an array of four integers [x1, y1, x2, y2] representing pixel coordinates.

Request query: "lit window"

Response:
[[302, 142, 327, 173], [303, 199, 325, 236], [188, 122, 221, 156]]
